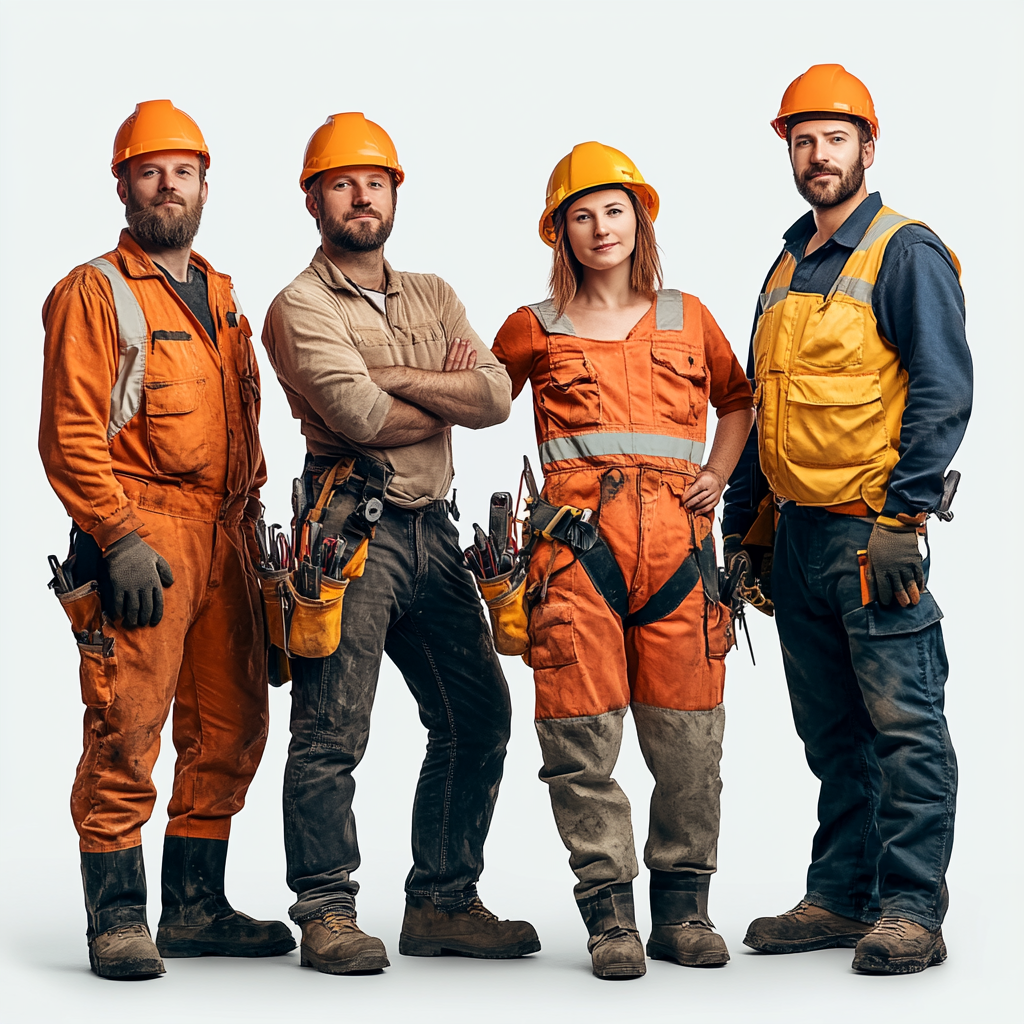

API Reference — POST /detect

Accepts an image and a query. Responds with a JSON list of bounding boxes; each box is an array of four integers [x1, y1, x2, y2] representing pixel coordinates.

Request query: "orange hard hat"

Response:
[[771, 64, 879, 140], [539, 141, 659, 248], [300, 112, 404, 192], [111, 99, 210, 176]]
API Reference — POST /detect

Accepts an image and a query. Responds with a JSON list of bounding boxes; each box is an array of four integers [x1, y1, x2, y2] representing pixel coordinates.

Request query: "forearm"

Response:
[[366, 396, 449, 447], [705, 408, 755, 484], [371, 366, 500, 429]]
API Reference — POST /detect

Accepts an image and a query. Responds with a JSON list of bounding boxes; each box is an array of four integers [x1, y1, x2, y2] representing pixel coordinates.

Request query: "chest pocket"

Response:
[[541, 346, 601, 430], [149, 329, 200, 380], [145, 378, 210, 476], [651, 336, 707, 427], [792, 295, 867, 370]]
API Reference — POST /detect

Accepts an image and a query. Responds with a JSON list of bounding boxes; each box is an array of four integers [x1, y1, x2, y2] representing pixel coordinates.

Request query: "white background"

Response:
[[1, 1, 1020, 1021]]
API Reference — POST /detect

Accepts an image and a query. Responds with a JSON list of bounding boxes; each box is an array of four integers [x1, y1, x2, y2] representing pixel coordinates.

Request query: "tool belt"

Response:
[[526, 497, 722, 631], [258, 455, 392, 673]]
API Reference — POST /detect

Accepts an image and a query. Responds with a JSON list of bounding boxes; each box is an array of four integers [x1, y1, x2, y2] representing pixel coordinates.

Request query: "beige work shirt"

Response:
[[263, 249, 511, 507]]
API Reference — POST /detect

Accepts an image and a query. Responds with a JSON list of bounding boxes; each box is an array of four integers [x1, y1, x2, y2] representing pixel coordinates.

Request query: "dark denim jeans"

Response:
[[774, 504, 956, 930], [284, 469, 511, 923]]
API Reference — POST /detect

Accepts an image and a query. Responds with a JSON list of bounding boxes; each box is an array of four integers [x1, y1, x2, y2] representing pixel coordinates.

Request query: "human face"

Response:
[[789, 120, 874, 209], [307, 166, 396, 252], [118, 150, 206, 249], [564, 189, 636, 271]]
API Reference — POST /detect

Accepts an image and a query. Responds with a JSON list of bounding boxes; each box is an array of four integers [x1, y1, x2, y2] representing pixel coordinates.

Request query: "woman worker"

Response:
[[492, 143, 754, 979]]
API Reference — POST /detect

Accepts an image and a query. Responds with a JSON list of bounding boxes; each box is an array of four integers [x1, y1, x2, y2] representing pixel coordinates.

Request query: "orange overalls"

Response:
[[493, 291, 752, 900], [39, 231, 269, 853]]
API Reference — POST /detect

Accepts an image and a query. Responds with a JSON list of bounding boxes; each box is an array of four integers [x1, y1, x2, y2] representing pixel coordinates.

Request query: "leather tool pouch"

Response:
[[258, 568, 347, 661], [477, 562, 530, 657], [58, 581, 117, 709]]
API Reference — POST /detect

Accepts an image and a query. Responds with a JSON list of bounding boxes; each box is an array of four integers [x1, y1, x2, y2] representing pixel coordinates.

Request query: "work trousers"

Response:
[[283, 472, 511, 922], [72, 508, 269, 852], [774, 504, 956, 930], [528, 467, 727, 900]]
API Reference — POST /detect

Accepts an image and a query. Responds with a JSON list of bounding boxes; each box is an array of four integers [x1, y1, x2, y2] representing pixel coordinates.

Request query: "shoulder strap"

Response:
[[87, 257, 148, 441], [654, 289, 684, 331], [526, 299, 577, 337]]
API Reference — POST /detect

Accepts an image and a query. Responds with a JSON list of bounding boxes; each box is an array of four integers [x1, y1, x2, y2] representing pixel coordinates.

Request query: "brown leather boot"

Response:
[[579, 884, 646, 980], [744, 900, 876, 953], [852, 917, 947, 974], [399, 896, 540, 958], [89, 924, 165, 979], [646, 872, 729, 967], [299, 909, 390, 974]]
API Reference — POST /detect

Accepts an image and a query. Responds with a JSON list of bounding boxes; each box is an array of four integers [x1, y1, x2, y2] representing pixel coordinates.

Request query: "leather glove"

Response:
[[723, 534, 774, 616], [103, 531, 175, 628], [867, 515, 924, 607]]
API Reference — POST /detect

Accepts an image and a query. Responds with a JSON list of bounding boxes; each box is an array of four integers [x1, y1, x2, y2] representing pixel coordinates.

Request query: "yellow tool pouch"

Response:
[[57, 581, 117, 709], [477, 565, 530, 657], [258, 569, 346, 660]]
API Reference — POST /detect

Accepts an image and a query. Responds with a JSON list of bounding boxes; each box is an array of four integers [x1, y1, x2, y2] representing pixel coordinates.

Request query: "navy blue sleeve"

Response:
[[874, 228, 972, 516]]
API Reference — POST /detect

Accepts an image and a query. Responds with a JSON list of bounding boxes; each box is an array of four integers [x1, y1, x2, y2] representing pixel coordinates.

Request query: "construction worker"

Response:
[[261, 112, 539, 975], [722, 65, 972, 974], [39, 100, 293, 979], [492, 142, 754, 979]]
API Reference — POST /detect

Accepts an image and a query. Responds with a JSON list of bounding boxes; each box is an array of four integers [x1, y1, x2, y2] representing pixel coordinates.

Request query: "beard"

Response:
[[125, 189, 203, 249], [322, 206, 394, 252], [794, 154, 865, 209]]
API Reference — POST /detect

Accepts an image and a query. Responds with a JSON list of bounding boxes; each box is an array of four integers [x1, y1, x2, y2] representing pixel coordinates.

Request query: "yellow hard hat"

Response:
[[300, 112, 404, 192], [539, 141, 659, 248], [771, 64, 879, 140], [112, 100, 209, 176]]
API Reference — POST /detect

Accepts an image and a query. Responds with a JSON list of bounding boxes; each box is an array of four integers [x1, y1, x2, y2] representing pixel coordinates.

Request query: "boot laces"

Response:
[[781, 900, 813, 917], [873, 917, 911, 938], [320, 908, 358, 933], [464, 897, 499, 923]]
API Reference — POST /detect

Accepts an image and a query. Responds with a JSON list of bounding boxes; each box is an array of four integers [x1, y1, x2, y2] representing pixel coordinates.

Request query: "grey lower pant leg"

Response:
[[632, 702, 725, 876], [535, 709, 638, 899]]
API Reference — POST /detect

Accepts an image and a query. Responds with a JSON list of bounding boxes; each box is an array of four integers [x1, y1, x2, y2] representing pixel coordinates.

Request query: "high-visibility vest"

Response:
[[752, 206, 961, 511]]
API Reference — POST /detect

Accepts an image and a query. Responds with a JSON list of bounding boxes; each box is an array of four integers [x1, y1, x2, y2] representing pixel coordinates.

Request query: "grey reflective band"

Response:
[[832, 275, 874, 304], [87, 258, 148, 441], [654, 289, 683, 331], [760, 286, 790, 312], [540, 431, 705, 465], [527, 299, 577, 336], [855, 213, 909, 252], [229, 286, 244, 317]]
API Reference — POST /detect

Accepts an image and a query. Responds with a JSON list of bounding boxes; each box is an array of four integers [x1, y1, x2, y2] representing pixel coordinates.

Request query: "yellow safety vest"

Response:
[[753, 206, 960, 512]]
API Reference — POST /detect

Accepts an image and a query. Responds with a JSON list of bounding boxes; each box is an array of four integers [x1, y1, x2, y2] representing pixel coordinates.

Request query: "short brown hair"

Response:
[[549, 188, 663, 315]]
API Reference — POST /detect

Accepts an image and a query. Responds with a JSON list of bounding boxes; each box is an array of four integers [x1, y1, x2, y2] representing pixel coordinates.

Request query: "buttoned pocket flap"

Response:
[[145, 379, 203, 416], [788, 373, 881, 406], [549, 355, 596, 389], [866, 592, 943, 637], [652, 340, 706, 382]]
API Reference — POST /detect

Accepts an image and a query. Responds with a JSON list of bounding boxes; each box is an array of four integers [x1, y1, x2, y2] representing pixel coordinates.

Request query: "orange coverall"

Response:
[[39, 231, 269, 853], [493, 291, 752, 899]]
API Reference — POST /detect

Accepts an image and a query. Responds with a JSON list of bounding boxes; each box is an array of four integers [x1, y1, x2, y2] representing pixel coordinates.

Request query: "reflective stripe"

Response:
[[654, 289, 683, 331], [760, 286, 790, 312], [832, 275, 874, 304], [540, 431, 705, 465], [87, 258, 148, 441], [855, 213, 909, 252], [527, 299, 577, 336], [229, 286, 244, 317]]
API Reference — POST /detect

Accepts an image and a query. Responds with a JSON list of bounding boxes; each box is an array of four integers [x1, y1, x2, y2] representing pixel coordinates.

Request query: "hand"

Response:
[[683, 466, 726, 514], [443, 338, 477, 372], [103, 531, 175, 628], [723, 533, 774, 616], [866, 516, 925, 607]]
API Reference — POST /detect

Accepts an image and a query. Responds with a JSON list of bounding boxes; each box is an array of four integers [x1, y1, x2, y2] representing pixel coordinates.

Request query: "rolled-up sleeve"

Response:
[[702, 303, 754, 415], [263, 286, 393, 445]]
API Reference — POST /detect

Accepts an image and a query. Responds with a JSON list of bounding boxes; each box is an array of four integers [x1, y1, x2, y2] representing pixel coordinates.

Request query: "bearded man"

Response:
[[39, 100, 293, 979], [262, 113, 538, 976], [722, 66, 971, 974]]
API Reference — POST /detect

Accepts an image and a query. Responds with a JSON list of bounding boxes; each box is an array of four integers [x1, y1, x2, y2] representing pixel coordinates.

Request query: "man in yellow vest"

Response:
[[722, 65, 971, 974]]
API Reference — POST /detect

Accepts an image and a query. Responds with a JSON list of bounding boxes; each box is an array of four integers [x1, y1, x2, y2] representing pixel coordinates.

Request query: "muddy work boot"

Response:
[[155, 837, 295, 958], [400, 895, 540, 958], [647, 871, 729, 967], [579, 884, 646, 980], [744, 900, 875, 953], [853, 917, 947, 974], [81, 846, 163, 979], [300, 908, 390, 974]]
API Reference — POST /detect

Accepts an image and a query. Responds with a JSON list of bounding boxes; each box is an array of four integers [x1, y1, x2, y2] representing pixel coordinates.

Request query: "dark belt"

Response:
[[528, 498, 719, 628]]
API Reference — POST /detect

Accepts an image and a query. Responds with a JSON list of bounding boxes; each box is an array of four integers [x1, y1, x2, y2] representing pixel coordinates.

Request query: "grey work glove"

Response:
[[866, 516, 924, 607], [103, 531, 175, 628]]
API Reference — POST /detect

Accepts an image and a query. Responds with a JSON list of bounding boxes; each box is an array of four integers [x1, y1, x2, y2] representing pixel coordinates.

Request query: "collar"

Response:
[[782, 192, 883, 261], [114, 228, 216, 281], [311, 247, 403, 297]]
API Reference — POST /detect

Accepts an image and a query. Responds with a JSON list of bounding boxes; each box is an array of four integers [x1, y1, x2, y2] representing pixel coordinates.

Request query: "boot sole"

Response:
[[300, 947, 390, 974], [853, 940, 947, 975], [743, 933, 867, 954], [593, 962, 647, 979], [157, 935, 297, 959], [89, 951, 165, 980], [647, 940, 730, 967], [399, 934, 541, 959]]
